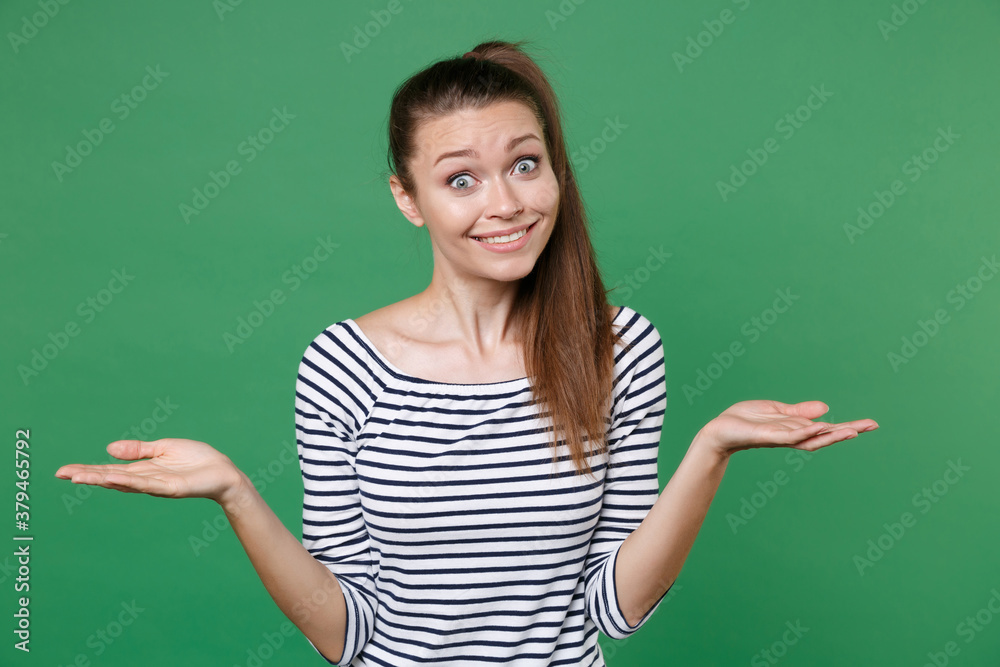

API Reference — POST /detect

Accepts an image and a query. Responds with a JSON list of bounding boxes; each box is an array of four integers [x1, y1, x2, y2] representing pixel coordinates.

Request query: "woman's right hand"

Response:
[[55, 439, 247, 506]]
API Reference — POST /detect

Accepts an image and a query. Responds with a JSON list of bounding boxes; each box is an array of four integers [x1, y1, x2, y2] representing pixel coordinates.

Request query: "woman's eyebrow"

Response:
[[433, 133, 541, 167]]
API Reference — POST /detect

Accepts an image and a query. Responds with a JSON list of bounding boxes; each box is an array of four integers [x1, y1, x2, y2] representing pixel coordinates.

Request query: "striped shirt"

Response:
[[294, 305, 670, 666]]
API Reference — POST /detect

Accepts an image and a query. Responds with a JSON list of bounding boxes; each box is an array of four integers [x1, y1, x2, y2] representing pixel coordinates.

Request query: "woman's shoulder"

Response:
[[350, 300, 413, 350], [343, 302, 656, 351], [613, 304, 660, 342]]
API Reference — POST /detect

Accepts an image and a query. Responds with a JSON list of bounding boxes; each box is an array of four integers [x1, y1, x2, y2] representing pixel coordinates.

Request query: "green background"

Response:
[[3, 0, 999, 665]]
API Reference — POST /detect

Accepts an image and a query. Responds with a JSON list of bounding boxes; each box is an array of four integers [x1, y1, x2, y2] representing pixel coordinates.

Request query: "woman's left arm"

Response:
[[614, 399, 878, 626]]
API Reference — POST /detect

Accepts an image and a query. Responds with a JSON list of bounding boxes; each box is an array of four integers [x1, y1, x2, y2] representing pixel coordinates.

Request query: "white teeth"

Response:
[[474, 228, 528, 244]]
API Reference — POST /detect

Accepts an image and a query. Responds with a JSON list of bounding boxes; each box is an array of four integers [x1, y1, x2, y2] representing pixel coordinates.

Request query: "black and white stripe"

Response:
[[294, 305, 670, 666]]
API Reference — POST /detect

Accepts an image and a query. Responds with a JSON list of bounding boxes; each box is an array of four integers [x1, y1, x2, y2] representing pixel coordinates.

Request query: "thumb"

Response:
[[787, 400, 829, 419], [107, 439, 159, 461]]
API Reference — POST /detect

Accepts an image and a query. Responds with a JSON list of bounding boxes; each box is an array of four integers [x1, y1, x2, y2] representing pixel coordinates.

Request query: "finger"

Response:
[[777, 421, 829, 444], [56, 464, 102, 478], [56, 463, 132, 478], [103, 472, 150, 494], [67, 470, 124, 489], [69, 470, 169, 496], [104, 471, 171, 496], [787, 401, 830, 419], [821, 419, 878, 434], [107, 439, 160, 461], [73, 472, 141, 494], [104, 479, 144, 494], [795, 428, 859, 452]]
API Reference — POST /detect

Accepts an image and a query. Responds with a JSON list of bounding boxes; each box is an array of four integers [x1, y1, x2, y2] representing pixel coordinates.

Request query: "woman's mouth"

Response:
[[471, 222, 536, 253]]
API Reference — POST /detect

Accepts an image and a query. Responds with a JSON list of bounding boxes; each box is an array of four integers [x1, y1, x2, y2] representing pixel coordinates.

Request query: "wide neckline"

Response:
[[344, 305, 629, 388]]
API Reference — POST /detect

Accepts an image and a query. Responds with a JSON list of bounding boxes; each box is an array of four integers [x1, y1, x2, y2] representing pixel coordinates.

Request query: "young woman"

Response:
[[55, 40, 877, 666]]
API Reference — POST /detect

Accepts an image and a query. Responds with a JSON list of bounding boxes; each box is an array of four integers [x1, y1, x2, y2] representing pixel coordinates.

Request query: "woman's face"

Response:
[[390, 100, 560, 284]]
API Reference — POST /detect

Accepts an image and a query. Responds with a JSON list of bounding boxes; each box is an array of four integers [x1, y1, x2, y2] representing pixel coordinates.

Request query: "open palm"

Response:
[[700, 400, 879, 456], [55, 438, 242, 503]]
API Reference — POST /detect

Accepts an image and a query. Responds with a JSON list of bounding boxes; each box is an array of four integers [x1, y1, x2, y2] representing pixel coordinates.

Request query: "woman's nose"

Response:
[[487, 179, 522, 219]]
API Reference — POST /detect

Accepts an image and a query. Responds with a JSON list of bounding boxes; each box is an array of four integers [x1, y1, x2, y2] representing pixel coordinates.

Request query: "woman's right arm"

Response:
[[55, 438, 349, 665], [217, 470, 348, 664]]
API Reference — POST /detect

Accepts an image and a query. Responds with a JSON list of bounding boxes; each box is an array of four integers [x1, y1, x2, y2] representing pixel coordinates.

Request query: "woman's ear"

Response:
[[389, 175, 425, 228]]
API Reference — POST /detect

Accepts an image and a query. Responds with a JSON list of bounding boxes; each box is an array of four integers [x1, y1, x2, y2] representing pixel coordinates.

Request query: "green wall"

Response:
[[3, 0, 998, 665]]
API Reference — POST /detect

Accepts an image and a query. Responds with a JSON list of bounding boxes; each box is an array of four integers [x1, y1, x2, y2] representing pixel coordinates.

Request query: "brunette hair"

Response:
[[385, 39, 631, 480]]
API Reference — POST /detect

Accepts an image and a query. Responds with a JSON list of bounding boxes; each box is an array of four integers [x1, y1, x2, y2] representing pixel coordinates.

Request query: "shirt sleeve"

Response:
[[295, 328, 381, 665], [583, 314, 670, 639]]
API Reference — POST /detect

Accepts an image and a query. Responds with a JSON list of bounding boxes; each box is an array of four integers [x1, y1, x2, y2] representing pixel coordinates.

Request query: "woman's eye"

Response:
[[515, 156, 540, 174], [447, 156, 540, 190]]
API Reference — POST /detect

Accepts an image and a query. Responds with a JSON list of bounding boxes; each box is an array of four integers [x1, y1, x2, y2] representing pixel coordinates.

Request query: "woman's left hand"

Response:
[[696, 400, 878, 458]]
